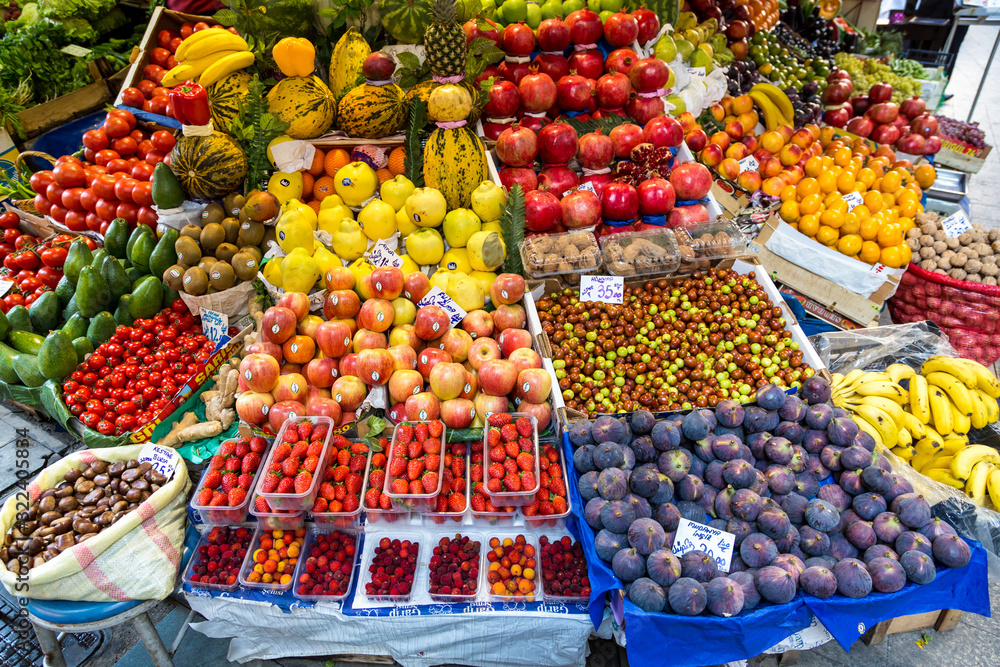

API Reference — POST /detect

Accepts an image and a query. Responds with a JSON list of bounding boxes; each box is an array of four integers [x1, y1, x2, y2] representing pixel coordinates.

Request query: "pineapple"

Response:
[[424, 0, 467, 79]]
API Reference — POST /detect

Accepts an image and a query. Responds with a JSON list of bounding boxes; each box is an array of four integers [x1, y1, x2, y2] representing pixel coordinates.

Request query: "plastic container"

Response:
[[249, 492, 305, 531], [384, 421, 447, 514], [311, 445, 372, 529], [189, 437, 271, 525], [483, 414, 540, 508], [360, 532, 422, 603], [672, 220, 748, 271], [290, 524, 361, 602], [600, 228, 680, 277], [364, 508, 412, 525], [482, 534, 542, 603], [537, 536, 590, 604], [426, 532, 484, 603], [238, 525, 306, 592], [422, 441, 470, 526], [520, 231, 603, 281], [519, 444, 571, 530], [183, 523, 258, 592], [254, 415, 334, 512]]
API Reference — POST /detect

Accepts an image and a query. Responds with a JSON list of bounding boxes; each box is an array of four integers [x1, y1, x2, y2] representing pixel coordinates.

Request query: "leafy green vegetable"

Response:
[[0, 19, 92, 105], [37, 0, 116, 21]]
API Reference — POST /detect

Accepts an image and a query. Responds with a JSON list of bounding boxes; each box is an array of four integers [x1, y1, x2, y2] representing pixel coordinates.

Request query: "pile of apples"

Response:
[[235, 270, 555, 434], [823, 78, 942, 155]]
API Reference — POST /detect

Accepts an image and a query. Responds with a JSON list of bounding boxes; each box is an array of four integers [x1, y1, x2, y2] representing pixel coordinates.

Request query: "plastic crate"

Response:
[[426, 532, 485, 603], [903, 49, 955, 70], [184, 523, 258, 592]]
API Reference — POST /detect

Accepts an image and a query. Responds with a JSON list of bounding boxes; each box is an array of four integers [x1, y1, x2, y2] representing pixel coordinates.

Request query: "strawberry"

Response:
[[536, 487, 549, 503], [219, 441, 236, 456], [277, 477, 295, 494], [312, 424, 329, 441], [516, 452, 534, 472], [335, 449, 350, 466], [203, 470, 222, 489], [489, 446, 506, 463], [291, 442, 309, 460], [261, 472, 279, 493], [369, 470, 385, 492], [428, 420, 443, 437], [414, 423, 430, 441], [549, 463, 563, 479], [272, 442, 291, 462], [209, 454, 225, 471], [342, 494, 360, 512], [546, 448, 560, 463], [441, 469, 453, 488], [349, 454, 366, 473], [504, 441, 520, 459], [453, 478, 466, 494], [312, 497, 328, 513], [391, 478, 409, 494], [470, 463, 484, 482], [425, 454, 441, 473], [241, 452, 261, 475], [422, 438, 441, 455], [523, 500, 540, 516], [488, 463, 505, 480], [282, 429, 299, 443], [447, 492, 465, 512], [488, 413, 512, 427], [487, 478, 502, 493], [500, 424, 518, 443], [396, 424, 414, 444], [281, 457, 300, 478], [539, 500, 555, 515], [407, 459, 423, 481], [331, 434, 350, 450], [345, 473, 362, 495], [224, 457, 241, 472], [306, 440, 324, 458], [407, 441, 423, 460], [221, 473, 238, 494], [302, 455, 320, 474], [250, 436, 268, 453], [436, 495, 449, 512], [235, 441, 250, 458], [297, 421, 313, 440], [293, 471, 312, 494], [549, 477, 567, 498], [515, 417, 532, 437], [503, 473, 521, 491], [518, 437, 533, 453], [365, 488, 381, 509], [471, 494, 486, 511], [228, 488, 247, 506], [237, 473, 253, 490], [210, 491, 228, 506], [388, 456, 407, 478], [553, 496, 568, 514], [502, 459, 518, 475], [268, 461, 282, 474], [408, 480, 424, 494], [255, 496, 271, 512], [520, 471, 536, 490], [451, 457, 465, 478], [333, 465, 350, 482], [487, 429, 501, 448], [350, 442, 369, 454], [196, 488, 213, 505], [422, 471, 439, 491], [319, 482, 336, 501], [371, 452, 387, 470]]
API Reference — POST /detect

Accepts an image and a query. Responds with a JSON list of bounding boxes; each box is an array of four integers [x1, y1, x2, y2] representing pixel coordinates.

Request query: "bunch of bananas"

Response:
[[747, 83, 795, 132], [832, 356, 1000, 507], [161, 28, 254, 88]]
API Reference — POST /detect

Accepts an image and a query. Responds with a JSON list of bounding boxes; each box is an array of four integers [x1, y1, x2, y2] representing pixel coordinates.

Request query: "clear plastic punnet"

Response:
[[520, 231, 603, 280], [672, 219, 748, 271], [600, 228, 680, 277]]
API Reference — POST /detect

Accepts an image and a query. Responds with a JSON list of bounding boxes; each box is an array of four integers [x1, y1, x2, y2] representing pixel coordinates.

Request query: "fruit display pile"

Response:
[[187, 525, 254, 589], [936, 115, 989, 150], [194, 436, 269, 511], [570, 375, 974, 615], [295, 529, 358, 598], [244, 528, 306, 588], [833, 52, 922, 104], [904, 212, 1000, 285], [0, 226, 80, 312]]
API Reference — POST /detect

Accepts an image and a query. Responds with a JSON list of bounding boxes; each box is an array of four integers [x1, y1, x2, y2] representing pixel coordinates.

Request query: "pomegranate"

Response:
[[900, 96, 927, 119], [603, 12, 639, 47], [868, 82, 893, 104], [822, 105, 851, 128], [592, 108, 626, 119], [580, 172, 613, 196], [499, 166, 538, 192], [626, 95, 665, 126], [524, 190, 562, 231], [595, 71, 632, 109], [536, 18, 571, 51], [911, 114, 939, 138], [495, 124, 538, 167], [538, 165, 580, 198], [643, 115, 684, 148], [870, 123, 901, 146], [628, 58, 670, 92], [501, 23, 535, 56], [518, 71, 557, 113], [561, 189, 603, 228], [482, 120, 514, 141], [601, 181, 639, 221], [565, 9, 603, 45], [924, 135, 942, 154], [556, 73, 593, 111], [609, 123, 644, 158], [605, 48, 639, 75], [498, 59, 531, 85], [669, 162, 712, 200], [518, 113, 550, 133], [577, 129, 614, 170], [476, 64, 500, 84], [824, 81, 852, 105], [632, 8, 660, 45], [896, 132, 927, 155], [867, 102, 899, 124], [850, 95, 870, 117], [463, 18, 500, 46], [637, 178, 676, 216], [667, 204, 709, 227], [846, 116, 874, 138], [568, 49, 604, 80], [483, 80, 520, 119], [537, 122, 579, 165], [533, 53, 570, 81]]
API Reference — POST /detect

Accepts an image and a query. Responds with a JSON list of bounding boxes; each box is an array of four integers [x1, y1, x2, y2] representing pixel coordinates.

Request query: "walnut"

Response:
[[990, 229, 1000, 242], [920, 221, 939, 235], [993, 240, 1000, 254], [609, 260, 634, 275], [967, 273, 982, 283], [966, 259, 983, 274], [907, 238, 921, 253], [557, 261, 574, 273], [951, 252, 968, 267], [946, 237, 961, 249], [678, 246, 695, 261], [562, 243, 580, 257], [919, 234, 935, 247], [949, 269, 968, 281], [906, 228, 922, 240], [982, 263, 999, 277], [984, 255, 997, 266], [934, 230, 947, 242], [919, 259, 938, 271], [919, 246, 936, 259], [985, 276, 998, 286], [958, 233, 973, 246], [942, 249, 956, 261], [936, 257, 952, 271]]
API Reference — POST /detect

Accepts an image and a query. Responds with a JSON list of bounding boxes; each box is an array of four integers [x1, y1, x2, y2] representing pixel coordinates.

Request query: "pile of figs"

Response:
[[569, 375, 973, 616]]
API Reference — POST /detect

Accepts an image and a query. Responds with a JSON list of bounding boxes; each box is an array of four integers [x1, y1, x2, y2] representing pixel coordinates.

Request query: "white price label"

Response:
[[737, 155, 759, 174], [418, 286, 467, 328], [0, 280, 13, 298], [61, 44, 92, 57], [842, 191, 864, 211], [200, 308, 229, 344], [868, 262, 890, 275], [368, 239, 404, 268], [138, 443, 178, 479], [686, 67, 705, 77], [580, 275, 624, 304], [940, 210, 972, 238], [577, 181, 598, 195], [671, 518, 736, 573]]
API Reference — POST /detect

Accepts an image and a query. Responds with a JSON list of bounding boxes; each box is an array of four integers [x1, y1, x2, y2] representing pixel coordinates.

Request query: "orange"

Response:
[[859, 240, 881, 264], [836, 171, 856, 194], [915, 164, 936, 189], [796, 177, 819, 199], [820, 208, 844, 229], [313, 176, 336, 201], [780, 184, 797, 202], [301, 172, 314, 198], [880, 170, 902, 193], [840, 213, 860, 235], [877, 222, 902, 247], [324, 148, 351, 177], [376, 167, 393, 184], [816, 225, 839, 246], [779, 200, 799, 222], [863, 191, 883, 213], [837, 234, 863, 256], [799, 193, 822, 215], [826, 195, 848, 214], [307, 200, 321, 215], [787, 222, 800, 232], [881, 192, 895, 208], [804, 156, 824, 177], [283, 335, 315, 364], [898, 242, 912, 265], [388, 147, 406, 175], [762, 177, 786, 197], [308, 148, 326, 176], [852, 204, 871, 220], [879, 245, 902, 268], [818, 171, 838, 194], [798, 214, 820, 237]]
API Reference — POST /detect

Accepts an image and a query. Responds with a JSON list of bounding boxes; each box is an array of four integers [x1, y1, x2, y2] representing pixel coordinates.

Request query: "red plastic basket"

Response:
[[888, 263, 1000, 366]]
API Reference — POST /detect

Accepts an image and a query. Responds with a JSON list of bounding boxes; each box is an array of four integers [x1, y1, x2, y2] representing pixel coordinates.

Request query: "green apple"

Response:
[[562, 0, 584, 13], [599, 9, 611, 22], [666, 94, 686, 116], [540, 0, 563, 18], [526, 2, 542, 27], [493, 3, 506, 23], [674, 38, 694, 61], [600, 0, 623, 11], [586, 0, 601, 12], [504, 0, 527, 22]]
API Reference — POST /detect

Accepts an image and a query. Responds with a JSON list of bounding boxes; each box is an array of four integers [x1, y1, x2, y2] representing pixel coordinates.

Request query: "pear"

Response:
[[447, 274, 485, 311], [470, 181, 506, 222], [331, 219, 367, 262], [281, 248, 320, 293]]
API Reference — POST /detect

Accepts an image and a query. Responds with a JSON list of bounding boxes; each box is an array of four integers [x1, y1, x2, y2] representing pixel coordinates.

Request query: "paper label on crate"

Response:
[[737, 155, 759, 174], [368, 239, 404, 268], [201, 308, 228, 344], [672, 518, 735, 573], [60, 44, 92, 57], [842, 191, 864, 211], [233, 314, 255, 332], [0, 280, 13, 298], [139, 443, 178, 479], [686, 67, 705, 77], [580, 275, 624, 304], [418, 287, 467, 327], [941, 209, 972, 238]]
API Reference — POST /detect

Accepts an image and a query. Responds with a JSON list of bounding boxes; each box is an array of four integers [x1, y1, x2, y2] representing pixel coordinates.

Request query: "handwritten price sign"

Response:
[[201, 308, 229, 344], [941, 210, 972, 238], [671, 518, 735, 572], [368, 239, 404, 268], [138, 443, 178, 479], [580, 275, 624, 304], [418, 286, 467, 327], [842, 191, 864, 212], [737, 155, 759, 174]]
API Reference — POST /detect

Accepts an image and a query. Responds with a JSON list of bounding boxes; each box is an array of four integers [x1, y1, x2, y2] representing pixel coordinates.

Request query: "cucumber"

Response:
[[8, 330, 46, 356]]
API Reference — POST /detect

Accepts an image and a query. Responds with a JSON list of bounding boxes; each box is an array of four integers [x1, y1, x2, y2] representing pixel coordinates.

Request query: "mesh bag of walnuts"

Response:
[[521, 231, 602, 287]]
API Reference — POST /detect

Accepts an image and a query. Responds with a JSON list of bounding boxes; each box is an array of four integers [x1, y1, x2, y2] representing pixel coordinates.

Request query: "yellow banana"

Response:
[[925, 371, 974, 416], [942, 435, 969, 455], [852, 395, 905, 429], [174, 26, 233, 61], [924, 425, 945, 449], [832, 372, 845, 387], [908, 374, 931, 424], [853, 404, 897, 448], [929, 386, 954, 436], [924, 453, 954, 470], [180, 32, 249, 63], [887, 363, 916, 384], [975, 388, 999, 422], [911, 450, 935, 472], [199, 51, 256, 87], [951, 399, 971, 435], [841, 368, 867, 390], [160, 49, 245, 87], [968, 389, 990, 430], [925, 468, 966, 489], [854, 380, 907, 404], [965, 460, 996, 504], [920, 356, 978, 389], [752, 82, 796, 123], [901, 411, 926, 441], [852, 415, 884, 448], [897, 426, 912, 448], [952, 357, 1000, 398], [987, 469, 1000, 509], [748, 90, 786, 131], [950, 443, 1000, 480], [892, 445, 916, 461]]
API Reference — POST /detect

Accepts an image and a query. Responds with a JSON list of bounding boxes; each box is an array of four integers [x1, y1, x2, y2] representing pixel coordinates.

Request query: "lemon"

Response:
[[443, 208, 481, 248], [441, 246, 473, 274], [396, 207, 418, 238], [357, 199, 397, 241], [470, 181, 506, 221], [334, 162, 378, 206], [381, 175, 415, 212], [405, 188, 448, 228], [406, 228, 445, 265]]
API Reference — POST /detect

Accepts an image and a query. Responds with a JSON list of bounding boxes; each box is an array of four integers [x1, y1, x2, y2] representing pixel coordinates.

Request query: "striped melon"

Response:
[[267, 76, 336, 140], [405, 79, 437, 106], [423, 126, 487, 210], [337, 83, 407, 138], [379, 0, 431, 44], [330, 28, 370, 99], [207, 70, 251, 135], [169, 131, 248, 200]]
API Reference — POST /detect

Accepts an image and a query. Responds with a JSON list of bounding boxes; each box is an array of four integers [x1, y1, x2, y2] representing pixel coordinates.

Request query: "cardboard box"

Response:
[[17, 60, 113, 138], [749, 214, 896, 329], [935, 138, 993, 174]]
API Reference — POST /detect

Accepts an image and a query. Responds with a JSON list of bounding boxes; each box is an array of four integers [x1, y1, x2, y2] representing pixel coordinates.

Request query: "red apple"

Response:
[[304, 385, 330, 409], [272, 373, 308, 403], [370, 267, 404, 300], [468, 337, 502, 370], [316, 320, 352, 358], [460, 371, 478, 399], [490, 275, 526, 307], [235, 391, 274, 425], [277, 292, 310, 321], [479, 359, 519, 396], [493, 304, 527, 332], [516, 368, 552, 403], [405, 392, 441, 422], [246, 341, 282, 364], [439, 328, 473, 362], [417, 348, 452, 380], [508, 347, 542, 373], [239, 354, 280, 393], [414, 305, 450, 340], [388, 402, 406, 422], [306, 397, 342, 423], [497, 328, 533, 357], [324, 290, 361, 320], [387, 344, 417, 372], [340, 353, 358, 378], [389, 369, 423, 403], [324, 266, 355, 291], [358, 298, 394, 333], [389, 323, 421, 349], [269, 400, 306, 432], [280, 363, 302, 375], [429, 362, 467, 400], [475, 393, 509, 423], [332, 376, 367, 412], [462, 310, 494, 339], [262, 306, 297, 344], [403, 271, 432, 303], [304, 357, 338, 389], [353, 328, 388, 353], [357, 349, 394, 385], [441, 398, 476, 429]]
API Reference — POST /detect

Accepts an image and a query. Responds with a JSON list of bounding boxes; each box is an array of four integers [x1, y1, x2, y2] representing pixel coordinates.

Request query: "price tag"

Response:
[[842, 191, 864, 211], [671, 518, 735, 573], [940, 209, 972, 238], [418, 286, 467, 328], [686, 66, 705, 77], [737, 155, 759, 174], [0, 280, 13, 298], [200, 308, 229, 344], [577, 181, 598, 195], [580, 275, 624, 304], [868, 262, 890, 275], [61, 44, 92, 57], [368, 239, 404, 268], [138, 443, 178, 479]]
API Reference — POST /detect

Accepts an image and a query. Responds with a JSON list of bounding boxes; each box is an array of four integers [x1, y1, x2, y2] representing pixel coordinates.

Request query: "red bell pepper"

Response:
[[168, 81, 211, 126]]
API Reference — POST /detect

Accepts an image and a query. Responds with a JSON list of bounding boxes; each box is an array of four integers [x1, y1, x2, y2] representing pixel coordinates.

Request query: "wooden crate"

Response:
[[15, 60, 113, 139], [935, 141, 993, 174], [861, 609, 963, 645]]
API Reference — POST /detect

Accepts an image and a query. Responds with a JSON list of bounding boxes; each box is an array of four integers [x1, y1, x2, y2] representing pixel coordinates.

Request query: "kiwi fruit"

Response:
[[201, 202, 225, 226], [200, 223, 225, 253], [262, 226, 278, 248], [231, 252, 258, 281], [198, 256, 217, 274], [215, 242, 239, 264], [221, 217, 240, 244], [223, 192, 246, 217], [241, 246, 262, 263], [209, 261, 236, 290], [175, 236, 201, 266], [237, 220, 265, 247], [180, 224, 202, 241], [182, 266, 209, 295], [163, 264, 185, 290], [238, 208, 250, 224]]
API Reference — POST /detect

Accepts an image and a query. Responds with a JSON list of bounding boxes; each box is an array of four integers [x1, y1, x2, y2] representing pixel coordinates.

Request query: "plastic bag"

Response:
[[668, 56, 690, 93], [155, 201, 207, 232], [703, 67, 729, 108]]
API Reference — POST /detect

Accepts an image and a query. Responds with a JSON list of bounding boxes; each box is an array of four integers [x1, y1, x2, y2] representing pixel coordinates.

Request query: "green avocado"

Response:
[[86, 311, 116, 348], [151, 161, 185, 209], [76, 265, 110, 319], [6, 305, 32, 333], [55, 275, 75, 307], [63, 238, 93, 285], [104, 218, 129, 259], [37, 330, 77, 381], [130, 232, 156, 275], [62, 313, 89, 340], [28, 291, 60, 333], [114, 294, 134, 326], [72, 336, 94, 364], [150, 227, 179, 280], [100, 255, 131, 304], [129, 276, 163, 320], [11, 353, 45, 387]]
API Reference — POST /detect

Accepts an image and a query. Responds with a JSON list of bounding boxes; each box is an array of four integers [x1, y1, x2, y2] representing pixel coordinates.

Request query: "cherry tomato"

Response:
[[14, 235, 35, 251], [29, 170, 54, 194], [179, 22, 195, 38], [45, 182, 66, 206], [63, 380, 79, 394], [40, 245, 68, 268], [114, 177, 138, 203], [150, 47, 171, 68], [193, 21, 211, 31], [0, 211, 17, 229], [69, 404, 84, 417], [64, 210, 88, 232], [61, 187, 85, 212], [157, 29, 179, 49], [117, 414, 138, 432], [83, 237, 98, 251], [71, 370, 85, 382], [137, 80, 157, 99], [82, 412, 101, 428], [2, 229, 16, 243], [120, 87, 145, 109], [103, 116, 131, 138], [36, 267, 62, 289], [97, 420, 115, 435], [142, 65, 166, 86], [161, 382, 178, 397], [82, 372, 98, 386], [33, 194, 52, 216], [95, 149, 120, 166], [150, 131, 177, 153], [53, 162, 85, 187]]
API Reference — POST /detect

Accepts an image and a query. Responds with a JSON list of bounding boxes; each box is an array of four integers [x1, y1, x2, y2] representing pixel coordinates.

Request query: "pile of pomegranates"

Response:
[[823, 78, 941, 155]]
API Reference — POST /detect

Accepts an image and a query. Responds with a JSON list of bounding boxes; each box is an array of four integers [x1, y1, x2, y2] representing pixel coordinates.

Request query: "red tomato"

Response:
[[148, 96, 169, 116], [179, 22, 195, 38], [95, 149, 119, 166], [131, 162, 154, 182], [193, 21, 211, 31], [53, 162, 86, 187], [112, 136, 137, 156], [143, 65, 166, 85], [116, 202, 139, 224], [106, 159, 131, 175], [137, 79, 156, 99], [88, 213, 104, 233], [83, 151, 99, 170], [228, 27, 239, 35], [56, 155, 81, 166], [150, 47, 171, 68], [97, 420, 115, 435], [108, 108, 137, 130], [3, 229, 17, 242], [4, 293, 24, 309], [93, 173, 118, 199], [79, 188, 99, 213], [37, 266, 62, 288], [49, 205, 67, 223], [14, 235, 36, 251], [130, 129, 146, 143], [15, 251, 39, 269], [144, 150, 166, 165], [95, 198, 118, 222], [150, 130, 176, 153], [138, 206, 158, 228], [103, 116, 130, 138], [170, 35, 186, 52], [120, 87, 145, 108], [84, 237, 98, 250], [45, 182, 66, 204], [29, 170, 54, 194], [158, 29, 180, 49], [33, 195, 52, 215], [132, 182, 154, 207], [61, 187, 85, 212], [166, 55, 178, 70], [82, 129, 109, 152], [0, 211, 18, 229], [39, 246, 67, 269], [64, 210, 87, 232], [114, 178, 138, 203], [127, 156, 140, 167], [136, 140, 153, 160]]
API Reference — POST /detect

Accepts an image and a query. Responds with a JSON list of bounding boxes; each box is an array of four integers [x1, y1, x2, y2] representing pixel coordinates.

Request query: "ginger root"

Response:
[[161, 413, 199, 448]]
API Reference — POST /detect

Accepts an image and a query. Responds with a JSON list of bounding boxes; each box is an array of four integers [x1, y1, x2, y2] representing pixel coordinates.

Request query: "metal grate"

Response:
[[0, 593, 103, 667]]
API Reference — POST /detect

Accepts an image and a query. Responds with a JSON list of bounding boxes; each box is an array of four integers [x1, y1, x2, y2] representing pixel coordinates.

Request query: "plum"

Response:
[[805, 498, 840, 532], [845, 520, 877, 551], [863, 544, 899, 564], [631, 410, 655, 435], [697, 487, 718, 519], [771, 553, 806, 584], [895, 531, 932, 557], [840, 445, 873, 471], [839, 469, 866, 496], [601, 500, 635, 533], [804, 555, 838, 570], [612, 548, 647, 583], [681, 550, 718, 583], [799, 376, 832, 404], [574, 445, 596, 474], [668, 577, 707, 616], [629, 518, 666, 556], [884, 474, 914, 503], [803, 429, 829, 454], [731, 489, 763, 522], [682, 411, 712, 441], [775, 526, 801, 554], [754, 565, 798, 604], [658, 449, 691, 483], [654, 502, 681, 532], [649, 475, 675, 504], [716, 400, 746, 428], [764, 437, 794, 465], [779, 493, 809, 525], [625, 493, 653, 520], [741, 533, 778, 568], [646, 549, 682, 587], [651, 421, 682, 452], [593, 416, 627, 444], [892, 493, 932, 529], [714, 487, 736, 521], [568, 421, 594, 447], [825, 533, 859, 560], [827, 417, 859, 447], [780, 395, 808, 422], [723, 460, 757, 489], [729, 570, 760, 611], [805, 404, 834, 430], [756, 507, 792, 540], [628, 577, 666, 612], [820, 445, 844, 472], [775, 421, 805, 444], [629, 465, 661, 499], [705, 460, 726, 490], [705, 577, 745, 617], [867, 557, 906, 593], [630, 437, 657, 464], [834, 558, 872, 598], [579, 471, 600, 501], [593, 442, 626, 470], [598, 468, 629, 500], [900, 549, 937, 584], [727, 519, 754, 548], [678, 475, 705, 502], [919, 517, 957, 542], [799, 526, 831, 556], [852, 493, 888, 521], [712, 434, 743, 461], [932, 535, 971, 568], [873, 512, 904, 544], [595, 530, 627, 562], [746, 432, 773, 459], [766, 465, 795, 495], [692, 437, 717, 464], [853, 430, 877, 452], [676, 500, 707, 525], [793, 473, 819, 499], [585, 498, 607, 530], [799, 566, 838, 599], [744, 406, 779, 433]]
